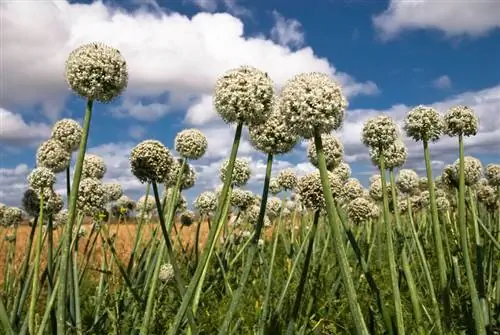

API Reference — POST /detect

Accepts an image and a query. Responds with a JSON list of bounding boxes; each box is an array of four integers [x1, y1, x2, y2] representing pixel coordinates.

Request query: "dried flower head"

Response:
[[361, 115, 398, 150], [77, 178, 106, 216], [213, 65, 274, 125], [249, 108, 299, 154], [277, 168, 297, 191], [444, 105, 479, 137], [174, 128, 208, 160], [82, 154, 107, 179], [36, 139, 71, 173], [219, 157, 251, 187], [27, 167, 56, 191], [307, 133, 344, 170], [51, 119, 82, 152], [279, 72, 347, 138], [404, 105, 444, 142], [194, 191, 217, 215], [65, 42, 128, 102], [130, 140, 174, 183], [369, 139, 408, 170]]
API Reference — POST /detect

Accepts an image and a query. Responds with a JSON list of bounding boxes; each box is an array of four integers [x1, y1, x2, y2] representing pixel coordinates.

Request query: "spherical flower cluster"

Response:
[[130, 140, 174, 183], [476, 183, 497, 208], [163, 188, 187, 213], [444, 105, 479, 137], [194, 191, 217, 215], [213, 65, 274, 125], [403, 105, 444, 142], [244, 204, 271, 226], [397, 197, 408, 213], [82, 154, 107, 179], [277, 168, 297, 191], [27, 167, 56, 191], [340, 178, 364, 203], [22, 188, 64, 217], [418, 177, 429, 192], [36, 139, 71, 173], [2, 207, 23, 227], [158, 263, 174, 283], [103, 183, 123, 202], [361, 115, 398, 150], [279, 72, 347, 139], [266, 197, 282, 219], [136, 195, 156, 213], [268, 177, 282, 195], [164, 159, 197, 190], [368, 178, 391, 202], [396, 169, 419, 194], [332, 161, 351, 180], [249, 109, 299, 154], [177, 196, 188, 214], [285, 200, 296, 211], [53, 209, 69, 227], [116, 195, 135, 211], [0, 203, 6, 224], [65, 42, 128, 103], [180, 210, 195, 226], [347, 197, 376, 224], [420, 191, 431, 208], [436, 196, 450, 212], [230, 188, 254, 210], [219, 158, 251, 187], [452, 156, 483, 186], [77, 178, 106, 216], [369, 139, 408, 170], [51, 119, 82, 152], [485, 163, 500, 187], [174, 128, 208, 160], [307, 133, 344, 170], [297, 171, 342, 210]]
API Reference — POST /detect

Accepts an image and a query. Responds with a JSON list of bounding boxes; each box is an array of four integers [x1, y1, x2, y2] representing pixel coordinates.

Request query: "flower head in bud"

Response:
[[219, 158, 251, 187], [159, 263, 174, 283], [485, 163, 500, 187], [51, 119, 82, 152], [77, 178, 106, 216], [2, 207, 23, 227], [82, 154, 107, 179], [103, 183, 123, 202], [279, 72, 347, 139], [136, 195, 156, 214], [174, 128, 208, 160], [268, 177, 282, 195], [404, 105, 444, 142], [369, 139, 408, 170], [65, 42, 128, 103], [340, 178, 364, 203], [130, 140, 174, 183], [332, 161, 351, 181], [307, 133, 344, 170], [277, 168, 297, 191], [36, 139, 71, 173], [444, 105, 479, 137], [347, 197, 376, 224], [180, 210, 195, 226], [194, 191, 217, 215], [249, 107, 299, 154], [396, 169, 419, 194], [230, 188, 254, 211], [214, 65, 274, 126], [22, 188, 64, 217], [266, 197, 282, 219], [361, 115, 398, 150], [27, 167, 56, 191]]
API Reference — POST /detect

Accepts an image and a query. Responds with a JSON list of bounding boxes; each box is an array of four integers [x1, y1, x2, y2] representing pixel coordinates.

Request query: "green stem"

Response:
[[29, 194, 44, 335]]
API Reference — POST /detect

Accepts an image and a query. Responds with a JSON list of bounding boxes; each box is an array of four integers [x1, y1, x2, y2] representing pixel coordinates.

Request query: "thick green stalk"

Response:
[[29, 194, 44, 335], [389, 169, 402, 232], [57, 99, 94, 335], [218, 152, 274, 335], [127, 183, 151, 275], [314, 129, 369, 335], [457, 134, 485, 334], [0, 298, 14, 335], [169, 122, 243, 335], [401, 247, 424, 333], [378, 154, 405, 335]]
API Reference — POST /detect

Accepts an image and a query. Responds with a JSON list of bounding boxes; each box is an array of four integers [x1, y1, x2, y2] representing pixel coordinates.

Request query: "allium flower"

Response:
[[130, 140, 174, 183], [65, 42, 128, 103], [418, 177, 429, 192], [266, 196, 282, 219], [213, 65, 274, 125], [332, 161, 351, 181], [444, 105, 479, 137], [77, 178, 106, 216], [136, 195, 156, 213], [476, 183, 497, 208], [159, 263, 175, 283], [230, 188, 254, 210], [164, 158, 197, 190], [103, 183, 123, 202], [361, 115, 398, 150], [180, 210, 195, 226], [53, 209, 69, 227], [22, 188, 64, 217], [279, 72, 347, 139], [174, 128, 208, 160], [436, 197, 450, 212], [397, 197, 408, 213], [248, 108, 299, 154], [116, 195, 135, 211], [194, 191, 217, 215], [485, 163, 500, 187], [277, 169, 297, 191], [297, 171, 342, 210], [396, 169, 419, 194], [404, 105, 444, 142], [163, 188, 187, 213], [2, 207, 23, 227], [36, 139, 71, 173], [347, 197, 375, 224], [307, 133, 344, 170], [0, 203, 6, 225], [368, 178, 391, 202], [268, 177, 282, 195], [82, 154, 107, 179], [51, 119, 82, 152], [244, 204, 271, 226], [452, 156, 483, 186], [420, 191, 430, 208], [27, 167, 56, 191], [219, 158, 251, 187], [340, 178, 364, 203], [369, 139, 408, 170]]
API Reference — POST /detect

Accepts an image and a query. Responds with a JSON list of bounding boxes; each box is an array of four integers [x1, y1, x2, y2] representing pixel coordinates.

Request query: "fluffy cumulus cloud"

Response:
[[373, 0, 500, 40], [0, 108, 51, 147], [432, 75, 452, 90], [270, 11, 305, 48], [1, 0, 377, 120]]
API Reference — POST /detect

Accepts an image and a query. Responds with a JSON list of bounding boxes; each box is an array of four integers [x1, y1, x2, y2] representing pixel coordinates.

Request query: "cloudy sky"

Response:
[[1, 0, 499, 207]]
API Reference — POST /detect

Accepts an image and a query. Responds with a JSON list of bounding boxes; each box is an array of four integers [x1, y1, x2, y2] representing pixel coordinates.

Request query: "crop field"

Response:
[[0, 41, 499, 335]]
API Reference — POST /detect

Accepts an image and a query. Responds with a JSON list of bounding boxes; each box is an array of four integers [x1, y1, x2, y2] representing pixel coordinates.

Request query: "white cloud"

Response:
[[128, 125, 147, 139], [186, 0, 250, 16], [270, 11, 305, 48], [0, 108, 51, 147], [0, 164, 30, 206], [373, 0, 500, 40], [110, 98, 172, 121], [432, 75, 452, 90], [1, 0, 378, 119]]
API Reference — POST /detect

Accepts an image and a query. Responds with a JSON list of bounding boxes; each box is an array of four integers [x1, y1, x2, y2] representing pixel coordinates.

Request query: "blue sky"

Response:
[[1, 0, 499, 207]]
